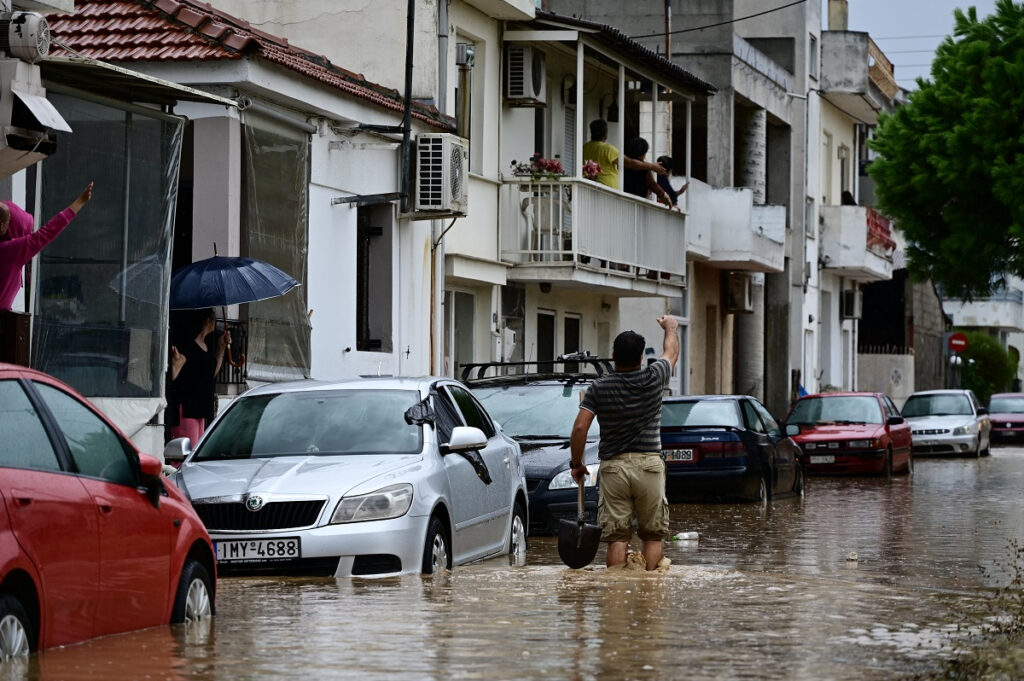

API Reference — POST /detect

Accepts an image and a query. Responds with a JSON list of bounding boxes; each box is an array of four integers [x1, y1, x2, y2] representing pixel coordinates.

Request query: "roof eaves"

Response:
[[532, 9, 717, 96]]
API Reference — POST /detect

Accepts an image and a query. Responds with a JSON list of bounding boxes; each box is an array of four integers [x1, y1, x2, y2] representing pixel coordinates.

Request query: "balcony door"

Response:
[[537, 309, 556, 372]]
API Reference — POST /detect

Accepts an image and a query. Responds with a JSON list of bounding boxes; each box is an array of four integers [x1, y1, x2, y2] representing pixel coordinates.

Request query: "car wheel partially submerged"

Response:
[[422, 516, 451, 575], [172, 560, 214, 624], [0, 593, 33, 659], [509, 502, 527, 566]]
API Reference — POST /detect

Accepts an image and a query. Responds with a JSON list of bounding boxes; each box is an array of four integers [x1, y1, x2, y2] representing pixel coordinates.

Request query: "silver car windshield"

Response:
[[472, 383, 599, 437], [194, 389, 423, 460], [787, 395, 883, 425], [902, 393, 972, 417]]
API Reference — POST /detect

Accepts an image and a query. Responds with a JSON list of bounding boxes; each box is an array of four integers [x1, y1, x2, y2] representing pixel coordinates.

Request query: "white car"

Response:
[[901, 389, 991, 457], [167, 377, 528, 578]]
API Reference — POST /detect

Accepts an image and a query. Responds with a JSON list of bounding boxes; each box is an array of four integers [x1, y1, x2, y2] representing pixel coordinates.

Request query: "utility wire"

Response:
[[630, 0, 807, 40]]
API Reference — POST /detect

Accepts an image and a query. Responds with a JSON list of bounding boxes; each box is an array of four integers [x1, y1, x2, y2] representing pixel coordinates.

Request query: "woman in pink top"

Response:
[[0, 182, 94, 310]]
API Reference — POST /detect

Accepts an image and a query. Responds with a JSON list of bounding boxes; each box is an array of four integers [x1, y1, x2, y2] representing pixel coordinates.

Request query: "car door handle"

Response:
[[10, 490, 31, 507], [95, 497, 114, 514]]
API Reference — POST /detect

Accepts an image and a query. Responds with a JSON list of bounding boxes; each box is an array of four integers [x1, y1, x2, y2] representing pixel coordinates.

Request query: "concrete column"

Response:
[[192, 116, 242, 260], [733, 273, 765, 401], [739, 107, 767, 203], [707, 89, 734, 187]]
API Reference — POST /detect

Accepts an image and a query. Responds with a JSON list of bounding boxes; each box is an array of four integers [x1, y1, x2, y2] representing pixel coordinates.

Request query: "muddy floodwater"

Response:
[[7, 448, 1024, 681]]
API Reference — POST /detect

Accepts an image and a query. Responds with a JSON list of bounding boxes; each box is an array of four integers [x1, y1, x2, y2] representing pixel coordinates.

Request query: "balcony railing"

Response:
[[215, 318, 248, 387], [820, 205, 895, 281], [499, 177, 687, 285]]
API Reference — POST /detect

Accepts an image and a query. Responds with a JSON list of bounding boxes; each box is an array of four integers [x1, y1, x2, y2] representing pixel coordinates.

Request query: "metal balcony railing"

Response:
[[216, 318, 248, 387], [499, 177, 687, 284]]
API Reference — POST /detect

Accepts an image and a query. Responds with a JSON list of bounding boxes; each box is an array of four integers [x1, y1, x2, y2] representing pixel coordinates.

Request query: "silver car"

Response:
[[901, 388, 992, 457], [167, 377, 528, 578]]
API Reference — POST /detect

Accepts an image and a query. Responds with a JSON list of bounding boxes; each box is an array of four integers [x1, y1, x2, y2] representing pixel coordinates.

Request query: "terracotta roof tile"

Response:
[[48, 0, 454, 130]]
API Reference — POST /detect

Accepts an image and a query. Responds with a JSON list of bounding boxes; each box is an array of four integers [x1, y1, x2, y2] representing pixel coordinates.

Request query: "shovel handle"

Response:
[[577, 479, 586, 522]]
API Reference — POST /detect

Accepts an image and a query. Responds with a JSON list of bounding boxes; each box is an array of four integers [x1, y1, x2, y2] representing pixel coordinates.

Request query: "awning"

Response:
[[40, 57, 238, 109], [11, 84, 72, 132]]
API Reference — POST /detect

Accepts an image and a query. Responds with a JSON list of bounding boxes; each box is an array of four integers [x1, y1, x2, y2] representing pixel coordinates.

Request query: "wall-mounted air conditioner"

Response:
[[841, 289, 863, 319], [414, 133, 468, 217], [0, 12, 70, 177], [505, 45, 546, 107], [724, 272, 754, 314]]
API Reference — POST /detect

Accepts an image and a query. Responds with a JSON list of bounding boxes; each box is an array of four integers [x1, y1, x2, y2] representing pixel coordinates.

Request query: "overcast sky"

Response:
[[824, 0, 999, 89]]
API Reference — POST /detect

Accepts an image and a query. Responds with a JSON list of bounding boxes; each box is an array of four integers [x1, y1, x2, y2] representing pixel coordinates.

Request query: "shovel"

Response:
[[557, 479, 601, 569]]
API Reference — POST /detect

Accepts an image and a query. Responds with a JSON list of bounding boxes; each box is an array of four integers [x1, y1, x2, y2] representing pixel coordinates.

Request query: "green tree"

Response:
[[959, 330, 1017, 403], [868, 0, 1024, 300]]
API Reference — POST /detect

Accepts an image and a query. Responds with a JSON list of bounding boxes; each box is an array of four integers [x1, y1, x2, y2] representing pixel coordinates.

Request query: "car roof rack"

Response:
[[460, 351, 614, 381]]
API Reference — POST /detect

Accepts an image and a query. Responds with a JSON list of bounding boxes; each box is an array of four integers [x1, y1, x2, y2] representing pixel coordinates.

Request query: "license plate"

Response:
[[665, 449, 695, 462], [215, 537, 301, 563], [809, 455, 835, 464]]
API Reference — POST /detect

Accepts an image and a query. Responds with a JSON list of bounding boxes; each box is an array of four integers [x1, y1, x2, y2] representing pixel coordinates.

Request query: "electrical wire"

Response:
[[630, 0, 807, 40]]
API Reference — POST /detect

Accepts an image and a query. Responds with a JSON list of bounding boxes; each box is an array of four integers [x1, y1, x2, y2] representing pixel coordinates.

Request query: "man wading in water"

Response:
[[569, 317, 679, 570]]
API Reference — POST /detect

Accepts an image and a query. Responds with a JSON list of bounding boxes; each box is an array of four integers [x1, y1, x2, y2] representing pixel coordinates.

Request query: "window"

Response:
[[446, 385, 495, 438], [821, 132, 833, 205], [32, 94, 182, 398], [838, 144, 850, 194], [752, 400, 782, 438], [34, 382, 134, 486], [242, 111, 311, 381], [0, 380, 61, 471], [356, 205, 393, 352], [741, 399, 767, 434]]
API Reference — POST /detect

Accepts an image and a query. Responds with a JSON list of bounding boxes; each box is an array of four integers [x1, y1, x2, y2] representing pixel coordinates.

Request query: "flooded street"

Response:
[[9, 447, 1024, 681]]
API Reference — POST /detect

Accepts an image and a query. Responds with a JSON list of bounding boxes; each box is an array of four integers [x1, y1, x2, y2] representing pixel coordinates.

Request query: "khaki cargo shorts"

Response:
[[597, 452, 670, 543]]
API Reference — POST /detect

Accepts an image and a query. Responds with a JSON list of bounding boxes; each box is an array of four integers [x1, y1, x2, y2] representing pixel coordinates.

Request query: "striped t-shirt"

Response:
[[580, 358, 670, 460]]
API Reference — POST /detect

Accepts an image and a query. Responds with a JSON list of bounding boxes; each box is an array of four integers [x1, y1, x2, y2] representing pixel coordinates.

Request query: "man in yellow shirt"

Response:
[[582, 119, 666, 190]]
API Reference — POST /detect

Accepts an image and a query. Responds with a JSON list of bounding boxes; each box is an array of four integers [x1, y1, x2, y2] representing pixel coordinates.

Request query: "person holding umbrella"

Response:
[[166, 307, 230, 444], [568, 316, 679, 570]]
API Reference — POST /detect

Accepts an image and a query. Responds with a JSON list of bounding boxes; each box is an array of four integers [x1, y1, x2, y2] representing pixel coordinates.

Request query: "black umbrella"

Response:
[[169, 256, 299, 310]]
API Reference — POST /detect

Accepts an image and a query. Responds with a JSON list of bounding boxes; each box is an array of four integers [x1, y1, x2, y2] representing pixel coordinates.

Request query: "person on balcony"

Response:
[[0, 182, 94, 311], [624, 138, 673, 208], [582, 119, 666, 190], [655, 156, 690, 210]]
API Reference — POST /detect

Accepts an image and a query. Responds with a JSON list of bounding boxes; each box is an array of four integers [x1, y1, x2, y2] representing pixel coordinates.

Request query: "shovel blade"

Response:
[[557, 518, 602, 569]]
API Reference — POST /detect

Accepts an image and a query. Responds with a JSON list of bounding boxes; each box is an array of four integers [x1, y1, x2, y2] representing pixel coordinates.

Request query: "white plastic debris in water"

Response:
[[672, 531, 699, 541], [846, 551, 859, 561]]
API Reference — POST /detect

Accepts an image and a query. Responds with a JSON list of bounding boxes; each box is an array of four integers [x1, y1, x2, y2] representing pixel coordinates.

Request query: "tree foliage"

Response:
[[959, 330, 1017, 403], [868, 0, 1024, 300]]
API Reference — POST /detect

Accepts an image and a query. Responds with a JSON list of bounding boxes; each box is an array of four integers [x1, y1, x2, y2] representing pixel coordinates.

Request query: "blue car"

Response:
[[661, 395, 804, 502]]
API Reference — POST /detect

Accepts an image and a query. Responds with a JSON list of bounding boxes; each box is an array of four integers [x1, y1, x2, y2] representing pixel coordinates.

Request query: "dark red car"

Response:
[[0, 364, 215, 659], [782, 391, 912, 476], [988, 392, 1024, 443]]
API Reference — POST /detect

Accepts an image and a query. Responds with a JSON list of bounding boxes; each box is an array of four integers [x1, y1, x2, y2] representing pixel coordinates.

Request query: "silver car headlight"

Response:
[[330, 484, 413, 524], [549, 463, 599, 489], [952, 423, 976, 436]]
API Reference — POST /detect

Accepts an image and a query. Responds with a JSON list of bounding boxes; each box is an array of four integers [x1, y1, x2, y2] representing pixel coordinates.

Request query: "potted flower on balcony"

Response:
[[582, 160, 600, 181], [510, 154, 565, 182]]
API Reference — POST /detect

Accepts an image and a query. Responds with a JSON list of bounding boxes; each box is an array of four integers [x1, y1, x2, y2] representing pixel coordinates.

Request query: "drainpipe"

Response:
[[430, 0, 449, 375]]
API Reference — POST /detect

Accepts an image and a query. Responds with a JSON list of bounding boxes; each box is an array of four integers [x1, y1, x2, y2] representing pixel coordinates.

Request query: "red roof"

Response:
[[48, 0, 454, 130]]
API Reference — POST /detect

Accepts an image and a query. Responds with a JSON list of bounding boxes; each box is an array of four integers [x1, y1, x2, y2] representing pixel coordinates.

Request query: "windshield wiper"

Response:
[[515, 434, 568, 440]]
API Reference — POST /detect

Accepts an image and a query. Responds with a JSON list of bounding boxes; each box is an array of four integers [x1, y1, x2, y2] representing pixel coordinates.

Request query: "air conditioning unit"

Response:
[[724, 272, 754, 314], [505, 45, 546, 107], [415, 133, 468, 216], [0, 11, 51, 64], [841, 289, 863, 319], [0, 56, 70, 178]]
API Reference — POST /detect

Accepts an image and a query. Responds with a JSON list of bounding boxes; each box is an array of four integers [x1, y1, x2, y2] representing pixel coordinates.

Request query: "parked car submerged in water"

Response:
[[0, 364, 215, 659], [168, 376, 528, 578], [987, 392, 1024, 443], [463, 355, 606, 535], [783, 391, 913, 476], [660, 395, 804, 502], [901, 389, 991, 457]]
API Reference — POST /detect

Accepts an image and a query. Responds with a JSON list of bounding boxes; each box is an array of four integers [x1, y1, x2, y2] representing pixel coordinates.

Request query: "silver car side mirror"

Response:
[[442, 426, 487, 453], [164, 437, 192, 463]]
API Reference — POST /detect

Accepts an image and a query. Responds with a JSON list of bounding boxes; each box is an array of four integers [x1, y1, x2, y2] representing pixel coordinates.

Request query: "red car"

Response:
[[782, 391, 913, 476], [0, 363, 215, 659], [988, 392, 1024, 443]]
